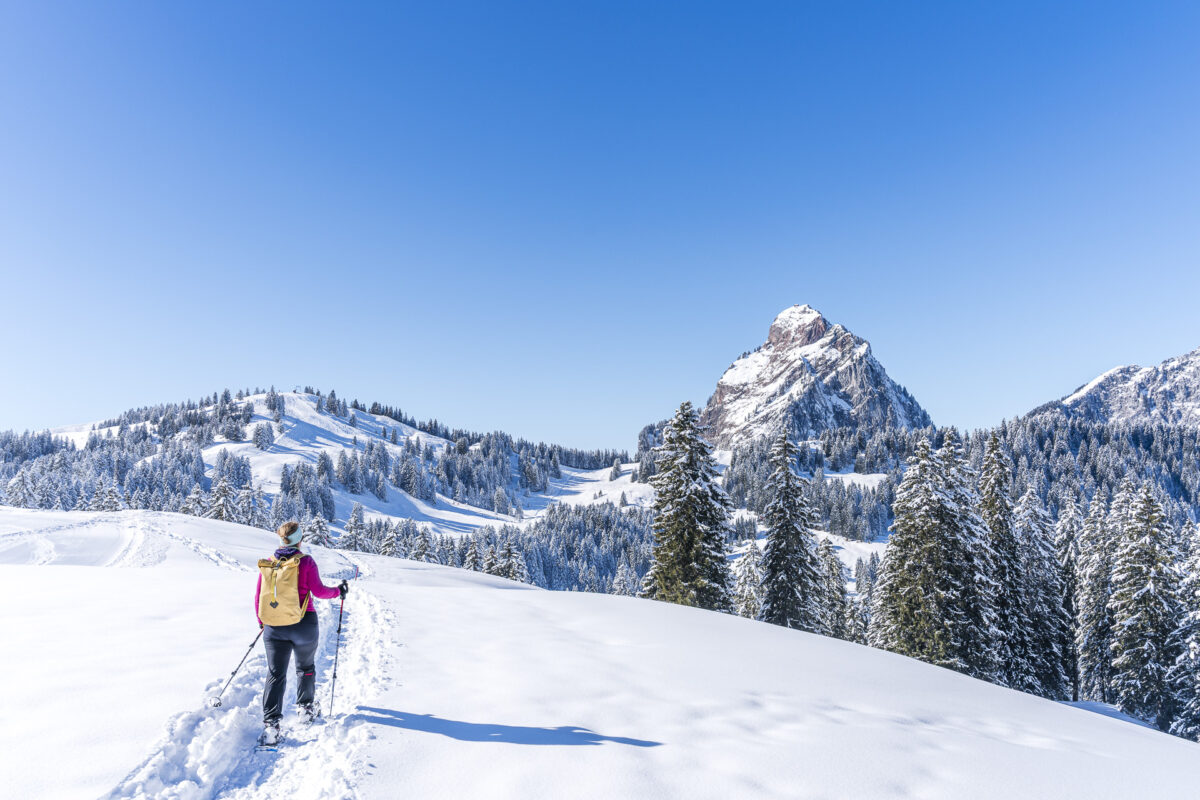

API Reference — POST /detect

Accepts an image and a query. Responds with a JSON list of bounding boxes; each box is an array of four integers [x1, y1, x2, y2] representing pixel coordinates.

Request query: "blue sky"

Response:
[[1, 2, 1198, 450]]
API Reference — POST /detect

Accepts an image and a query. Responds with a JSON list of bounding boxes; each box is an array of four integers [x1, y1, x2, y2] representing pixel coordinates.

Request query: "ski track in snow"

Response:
[[102, 557, 393, 800]]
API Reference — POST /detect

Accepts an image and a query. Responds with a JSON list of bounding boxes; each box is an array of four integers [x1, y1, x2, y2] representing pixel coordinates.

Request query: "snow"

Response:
[[3, 508, 1198, 799], [823, 470, 890, 491], [1061, 366, 1129, 406]]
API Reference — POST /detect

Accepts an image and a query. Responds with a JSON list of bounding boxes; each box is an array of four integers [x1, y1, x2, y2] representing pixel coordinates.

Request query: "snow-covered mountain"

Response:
[[700, 305, 931, 447], [43, 390, 652, 539], [1032, 346, 1200, 427], [4, 508, 1196, 800]]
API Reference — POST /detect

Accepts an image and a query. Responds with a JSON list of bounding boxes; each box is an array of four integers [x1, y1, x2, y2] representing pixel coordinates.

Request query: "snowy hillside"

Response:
[[1034, 346, 1200, 427], [46, 390, 648, 539], [700, 305, 931, 448], [3, 509, 1197, 800]]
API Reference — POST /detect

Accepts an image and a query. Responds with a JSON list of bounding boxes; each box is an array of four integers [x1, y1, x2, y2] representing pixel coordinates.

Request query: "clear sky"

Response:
[[1, 2, 1198, 450]]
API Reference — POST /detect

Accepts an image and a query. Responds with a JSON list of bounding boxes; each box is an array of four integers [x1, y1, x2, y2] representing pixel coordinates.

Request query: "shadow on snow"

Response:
[[352, 707, 662, 747]]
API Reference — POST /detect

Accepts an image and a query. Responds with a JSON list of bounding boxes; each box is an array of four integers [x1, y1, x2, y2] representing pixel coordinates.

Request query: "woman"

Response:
[[254, 520, 347, 745]]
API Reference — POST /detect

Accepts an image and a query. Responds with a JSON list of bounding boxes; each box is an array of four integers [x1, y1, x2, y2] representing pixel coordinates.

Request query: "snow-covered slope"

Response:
[[50, 391, 650, 538], [1034, 346, 1200, 427], [701, 305, 931, 448], [3, 508, 1197, 799]]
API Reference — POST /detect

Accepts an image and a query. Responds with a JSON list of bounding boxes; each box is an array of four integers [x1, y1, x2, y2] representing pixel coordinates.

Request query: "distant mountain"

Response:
[[700, 305, 931, 448], [1031, 346, 1200, 427]]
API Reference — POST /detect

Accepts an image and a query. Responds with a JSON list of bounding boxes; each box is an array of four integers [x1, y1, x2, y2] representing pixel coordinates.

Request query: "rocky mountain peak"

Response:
[[700, 305, 930, 448]]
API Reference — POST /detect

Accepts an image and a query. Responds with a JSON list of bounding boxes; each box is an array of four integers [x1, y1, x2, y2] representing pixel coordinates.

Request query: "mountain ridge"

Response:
[[700, 304, 932, 448], [1029, 345, 1200, 427]]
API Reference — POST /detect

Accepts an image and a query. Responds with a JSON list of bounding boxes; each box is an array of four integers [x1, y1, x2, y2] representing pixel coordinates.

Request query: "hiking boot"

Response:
[[297, 702, 321, 725], [260, 722, 282, 746]]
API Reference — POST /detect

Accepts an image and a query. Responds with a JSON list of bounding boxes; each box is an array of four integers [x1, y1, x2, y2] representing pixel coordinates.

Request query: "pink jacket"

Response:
[[255, 548, 341, 625]]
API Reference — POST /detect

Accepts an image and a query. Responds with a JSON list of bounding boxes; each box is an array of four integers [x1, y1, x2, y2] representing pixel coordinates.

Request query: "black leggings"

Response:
[[262, 612, 319, 723]]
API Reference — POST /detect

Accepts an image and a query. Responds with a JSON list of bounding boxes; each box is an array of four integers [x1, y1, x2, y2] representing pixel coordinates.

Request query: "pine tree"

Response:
[[1075, 497, 1116, 702], [844, 596, 869, 644], [205, 478, 236, 522], [610, 458, 623, 481], [306, 515, 332, 548], [499, 538, 529, 583], [979, 432, 1024, 687], [759, 433, 823, 631], [181, 485, 206, 516], [639, 401, 732, 612], [482, 544, 499, 575], [340, 503, 366, 552], [1014, 487, 1070, 699], [235, 485, 255, 525], [1168, 522, 1200, 741], [817, 537, 848, 639], [1054, 495, 1084, 700], [410, 526, 432, 562], [380, 523, 399, 557], [869, 438, 969, 672], [493, 487, 510, 515], [938, 429, 1002, 681], [1108, 485, 1183, 731], [463, 538, 482, 571], [731, 539, 763, 620], [612, 559, 637, 596], [101, 479, 125, 512]]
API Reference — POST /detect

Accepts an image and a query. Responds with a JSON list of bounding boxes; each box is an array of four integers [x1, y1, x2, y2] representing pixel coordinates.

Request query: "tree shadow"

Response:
[[352, 707, 662, 747]]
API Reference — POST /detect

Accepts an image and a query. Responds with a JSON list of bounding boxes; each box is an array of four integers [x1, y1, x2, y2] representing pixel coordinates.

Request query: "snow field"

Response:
[[4, 508, 1199, 799]]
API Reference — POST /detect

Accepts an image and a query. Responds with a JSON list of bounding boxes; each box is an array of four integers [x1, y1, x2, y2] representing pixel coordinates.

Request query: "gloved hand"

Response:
[[338, 581, 349, 598]]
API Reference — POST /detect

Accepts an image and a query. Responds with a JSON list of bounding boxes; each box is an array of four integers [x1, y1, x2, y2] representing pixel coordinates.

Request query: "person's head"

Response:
[[276, 520, 304, 548]]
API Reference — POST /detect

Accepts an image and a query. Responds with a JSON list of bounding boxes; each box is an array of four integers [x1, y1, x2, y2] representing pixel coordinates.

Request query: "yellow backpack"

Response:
[[257, 553, 311, 626]]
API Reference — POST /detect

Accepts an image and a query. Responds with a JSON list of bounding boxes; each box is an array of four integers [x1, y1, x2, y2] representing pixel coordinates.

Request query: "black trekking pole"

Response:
[[208, 629, 264, 708], [328, 565, 358, 717]]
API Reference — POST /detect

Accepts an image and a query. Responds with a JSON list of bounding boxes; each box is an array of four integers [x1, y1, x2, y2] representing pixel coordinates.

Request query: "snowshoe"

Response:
[[257, 722, 282, 749], [297, 702, 322, 726]]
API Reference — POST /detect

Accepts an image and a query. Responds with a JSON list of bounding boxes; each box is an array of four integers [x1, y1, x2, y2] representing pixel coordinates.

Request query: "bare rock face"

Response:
[[700, 305, 931, 448], [1033, 346, 1200, 427]]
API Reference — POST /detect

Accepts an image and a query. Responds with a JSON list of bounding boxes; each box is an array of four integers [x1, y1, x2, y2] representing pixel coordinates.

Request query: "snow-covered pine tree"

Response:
[[493, 487, 510, 515], [938, 429, 1002, 682], [1075, 496, 1115, 702], [409, 526, 432, 562], [844, 596, 869, 644], [235, 485, 255, 525], [101, 479, 125, 512], [610, 458, 622, 481], [1168, 522, 1200, 741], [1014, 487, 1070, 700], [306, 515, 332, 548], [379, 522, 399, 557], [870, 437, 971, 674], [252, 423, 274, 450], [611, 559, 637, 596], [340, 503, 366, 552], [1108, 485, 1184, 731], [1054, 495, 1084, 700], [205, 478, 237, 522], [180, 485, 206, 517], [759, 432, 822, 631], [482, 544, 498, 575], [463, 538, 482, 571], [639, 401, 732, 612], [499, 538, 529, 583], [817, 537, 847, 639], [731, 539, 763, 620], [979, 432, 1024, 687]]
